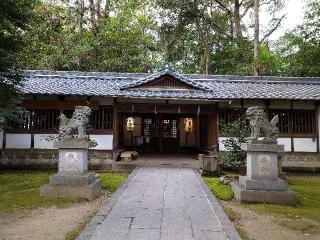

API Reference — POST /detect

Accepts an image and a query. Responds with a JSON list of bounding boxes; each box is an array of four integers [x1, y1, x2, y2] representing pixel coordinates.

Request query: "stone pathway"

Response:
[[78, 167, 240, 240]]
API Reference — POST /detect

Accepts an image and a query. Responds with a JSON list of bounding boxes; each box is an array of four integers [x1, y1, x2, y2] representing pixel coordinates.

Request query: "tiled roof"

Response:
[[120, 64, 212, 91], [21, 70, 320, 100]]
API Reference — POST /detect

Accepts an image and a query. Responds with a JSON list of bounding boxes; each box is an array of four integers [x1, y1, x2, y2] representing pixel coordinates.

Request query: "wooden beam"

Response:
[[23, 100, 99, 110]]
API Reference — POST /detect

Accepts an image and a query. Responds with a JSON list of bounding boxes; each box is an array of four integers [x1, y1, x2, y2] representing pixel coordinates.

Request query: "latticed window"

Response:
[[269, 109, 316, 135], [218, 109, 244, 125], [12, 109, 60, 131], [143, 118, 160, 137], [91, 106, 113, 131], [269, 110, 290, 133], [161, 119, 178, 138]]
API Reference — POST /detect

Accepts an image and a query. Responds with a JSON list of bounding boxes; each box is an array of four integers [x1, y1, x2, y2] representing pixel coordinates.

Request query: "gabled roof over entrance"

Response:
[[120, 63, 212, 91]]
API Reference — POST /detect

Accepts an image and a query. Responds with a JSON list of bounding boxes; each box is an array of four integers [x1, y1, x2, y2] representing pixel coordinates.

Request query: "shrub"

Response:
[[219, 120, 249, 171]]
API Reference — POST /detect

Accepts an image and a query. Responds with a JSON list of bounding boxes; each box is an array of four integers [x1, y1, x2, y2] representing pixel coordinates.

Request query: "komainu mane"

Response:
[[245, 106, 279, 141], [58, 106, 91, 139]]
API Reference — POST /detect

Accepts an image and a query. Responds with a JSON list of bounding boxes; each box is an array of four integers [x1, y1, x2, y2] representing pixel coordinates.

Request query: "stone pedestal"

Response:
[[199, 154, 219, 176], [40, 138, 101, 200], [231, 140, 296, 205]]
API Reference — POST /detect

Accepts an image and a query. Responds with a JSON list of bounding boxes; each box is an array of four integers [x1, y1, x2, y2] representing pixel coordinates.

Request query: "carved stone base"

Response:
[[40, 172, 101, 200], [231, 181, 296, 205], [239, 176, 288, 191]]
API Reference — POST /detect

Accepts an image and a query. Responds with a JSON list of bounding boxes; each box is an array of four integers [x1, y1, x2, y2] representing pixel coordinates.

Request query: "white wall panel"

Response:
[[34, 134, 58, 149], [89, 135, 113, 150], [294, 138, 317, 152], [277, 138, 291, 152], [6, 134, 31, 149], [0, 131, 3, 149]]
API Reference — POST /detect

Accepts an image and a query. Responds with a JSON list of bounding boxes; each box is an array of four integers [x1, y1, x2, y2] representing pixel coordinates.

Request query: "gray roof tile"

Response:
[[20, 70, 320, 100]]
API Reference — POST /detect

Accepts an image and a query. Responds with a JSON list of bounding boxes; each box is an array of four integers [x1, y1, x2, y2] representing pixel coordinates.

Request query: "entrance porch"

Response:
[[113, 102, 219, 156]]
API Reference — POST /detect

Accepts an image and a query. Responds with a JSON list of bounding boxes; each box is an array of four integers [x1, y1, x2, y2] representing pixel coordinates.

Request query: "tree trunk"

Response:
[[204, 39, 211, 75], [79, 0, 84, 33], [234, 0, 242, 39], [89, 0, 98, 35], [253, 0, 260, 76], [105, 0, 110, 17]]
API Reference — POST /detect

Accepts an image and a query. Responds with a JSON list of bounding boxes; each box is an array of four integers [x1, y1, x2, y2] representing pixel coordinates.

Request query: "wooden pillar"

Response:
[[316, 101, 320, 153], [196, 106, 200, 149], [159, 113, 163, 152], [207, 111, 218, 149], [290, 101, 294, 152], [112, 98, 119, 150]]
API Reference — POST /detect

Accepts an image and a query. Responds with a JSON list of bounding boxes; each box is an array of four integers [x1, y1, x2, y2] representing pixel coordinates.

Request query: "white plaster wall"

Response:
[[0, 131, 3, 149], [277, 138, 291, 152], [90, 135, 113, 150], [6, 134, 31, 149], [294, 138, 317, 152], [34, 134, 58, 149]]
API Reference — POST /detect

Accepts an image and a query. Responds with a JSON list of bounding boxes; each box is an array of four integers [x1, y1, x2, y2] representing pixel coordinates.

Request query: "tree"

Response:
[[274, 0, 320, 77], [158, 0, 229, 74], [0, 0, 38, 130], [252, 0, 285, 76], [18, 0, 159, 72]]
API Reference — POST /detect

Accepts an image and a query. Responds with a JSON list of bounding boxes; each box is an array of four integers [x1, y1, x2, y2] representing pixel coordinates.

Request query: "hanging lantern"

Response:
[[184, 118, 193, 133], [126, 117, 135, 131]]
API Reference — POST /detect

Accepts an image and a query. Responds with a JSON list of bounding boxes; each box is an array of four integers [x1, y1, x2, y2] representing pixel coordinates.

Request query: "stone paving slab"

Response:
[[78, 167, 240, 240]]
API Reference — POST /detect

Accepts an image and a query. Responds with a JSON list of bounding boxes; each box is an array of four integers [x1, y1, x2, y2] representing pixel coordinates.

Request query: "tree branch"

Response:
[[240, 3, 254, 19], [259, 14, 286, 43], [213, 0, 232, 17]]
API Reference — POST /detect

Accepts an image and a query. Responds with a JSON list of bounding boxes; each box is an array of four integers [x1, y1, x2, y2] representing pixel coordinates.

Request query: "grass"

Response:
[[99, 172, 128, 193], [65, 209, 98, 240], [0, 171, 128, 216], [0, 172, 82, 215], [204, 177, 234, 200], [248, 177, 320, 222]]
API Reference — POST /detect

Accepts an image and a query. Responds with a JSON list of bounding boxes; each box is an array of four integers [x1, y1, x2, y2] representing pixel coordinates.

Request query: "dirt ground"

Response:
[[0, 192, 108, 240], [221, 200, 320, 240]]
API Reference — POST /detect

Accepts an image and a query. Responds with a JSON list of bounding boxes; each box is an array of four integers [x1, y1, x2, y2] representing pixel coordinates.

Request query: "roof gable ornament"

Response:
[[160, 62, 175, 72], [120, 62, 212, 91]]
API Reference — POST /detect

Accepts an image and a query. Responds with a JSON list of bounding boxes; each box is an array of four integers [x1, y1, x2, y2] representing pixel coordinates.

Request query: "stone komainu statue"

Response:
[[245, 106, 279, 141], [58, 106, 91, 139]]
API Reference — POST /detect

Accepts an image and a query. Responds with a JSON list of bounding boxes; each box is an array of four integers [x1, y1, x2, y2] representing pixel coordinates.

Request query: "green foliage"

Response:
[[0, 172, 82, 215], [249, 177, 320, 221], [0, 0, 38, 130], [219, 120, 249, 171], [18, 1, 160, 72], [204, 177, 234, 200], [99, 172, 128, 193]]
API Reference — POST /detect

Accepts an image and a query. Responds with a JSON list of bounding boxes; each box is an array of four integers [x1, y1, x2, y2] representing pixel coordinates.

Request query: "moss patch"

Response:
[[248, 177, 320, 222], [0, 172, 83, 215], [204, 177, 234, 200], [99, 173, 128, 193]]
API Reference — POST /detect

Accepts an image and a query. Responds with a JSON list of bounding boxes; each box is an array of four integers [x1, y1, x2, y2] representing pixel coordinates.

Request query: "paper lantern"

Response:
[[184, 118, 193, 133], [126, 117, 135, 131]]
